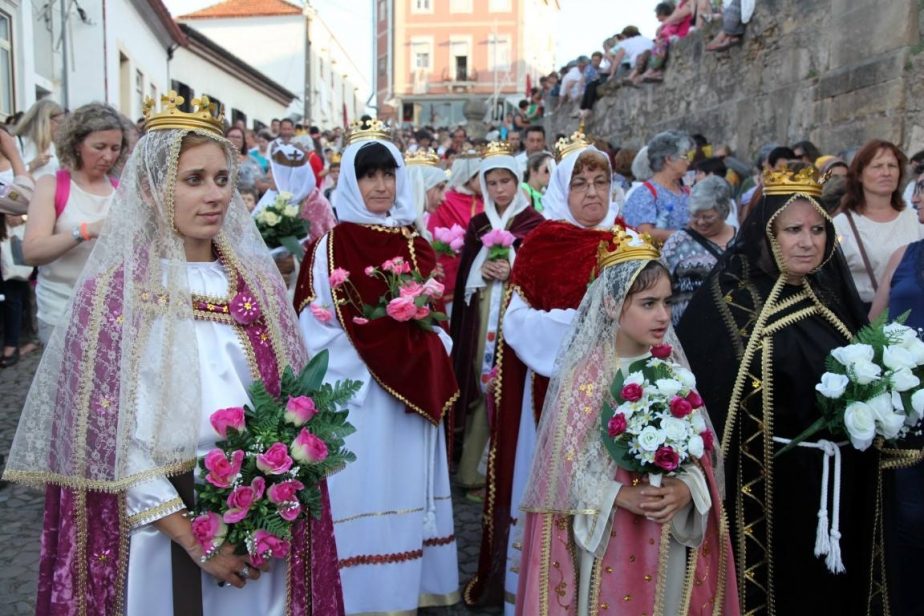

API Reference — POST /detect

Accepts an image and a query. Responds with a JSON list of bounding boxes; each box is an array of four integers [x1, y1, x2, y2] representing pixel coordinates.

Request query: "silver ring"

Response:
[[238, 565, 251, 579]]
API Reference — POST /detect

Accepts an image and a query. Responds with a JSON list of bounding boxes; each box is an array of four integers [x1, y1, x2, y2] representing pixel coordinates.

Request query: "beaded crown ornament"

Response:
[[345, 118, 391, 145], [762, 166, 824, 197], [142, 90, 224, 136], [597, 225, 660, 271]]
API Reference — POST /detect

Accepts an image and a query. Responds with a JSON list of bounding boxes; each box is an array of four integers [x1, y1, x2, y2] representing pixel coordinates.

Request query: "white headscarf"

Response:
[[448, 155, 482, 194], [333, 138, 417, 227], [407, 163, 448, 241], [269, 141, 316, 203], [541, 145, 619, 229], [463, 153, 531, 303]]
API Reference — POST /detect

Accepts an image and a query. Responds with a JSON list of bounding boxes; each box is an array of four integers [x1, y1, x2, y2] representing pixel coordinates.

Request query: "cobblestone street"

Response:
[[0, 352, 500, 616]]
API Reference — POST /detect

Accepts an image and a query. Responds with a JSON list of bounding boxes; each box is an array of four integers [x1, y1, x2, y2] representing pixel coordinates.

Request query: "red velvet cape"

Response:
[[294, 222, 459, 425], [464, 220, 614, 606], [426, 189, 484, 303]]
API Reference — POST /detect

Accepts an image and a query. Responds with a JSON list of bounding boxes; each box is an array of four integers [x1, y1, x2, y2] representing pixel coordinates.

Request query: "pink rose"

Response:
[[278, 501, 302, 521], [386, 295, 418, 321], [414, 305, 431, 320], [449, 237, 465, 253], [267, 479, 305, 505], [669, 396, 693, 418], [420, 277, 445, 298], [620, 383, 643, 402], [250, 529, 290, 567], [481, 229, 515, 248], [382, 257, 410, 274], [433, 226, 452, 243], [702, 430, 715, 452], [607, 413, 627, 437], [686, 390, 704, 409], [256, 442, 294, 475], [650, 344, 673, 359], [210, 407, 246, 439], [223, 476, 266, 524], [654, 446, 680, 471], [285, 395, 318, 427], [190, 512, 227, 554], [328, 267, 350, 289], [203, 449, 245, 488], [399, 281, 423, 298], [291, 428, 329, 463], [364, 265, 375, 276], [310, 304, 333, 324], [352, 316, 369, 325]]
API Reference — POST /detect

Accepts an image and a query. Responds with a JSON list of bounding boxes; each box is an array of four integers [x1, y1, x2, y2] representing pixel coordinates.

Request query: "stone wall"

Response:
[[546, 0, 924, 159]]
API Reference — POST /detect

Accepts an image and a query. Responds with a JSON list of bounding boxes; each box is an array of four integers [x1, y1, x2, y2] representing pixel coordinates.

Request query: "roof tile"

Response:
[[180, 0, 301, 19]]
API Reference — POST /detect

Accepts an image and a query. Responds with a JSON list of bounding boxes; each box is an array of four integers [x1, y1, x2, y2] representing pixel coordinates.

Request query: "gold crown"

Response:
[[143, 91, 224, 136], [596, 225, 660, 271], [457, 147, 482, 160], [482, 140, 515, 158], [404, 148, 440, 167], [329, 151, 342, 165], [555, 122, 590, 161], [346, 118, 390, 145], [762, 166, 824, 197]]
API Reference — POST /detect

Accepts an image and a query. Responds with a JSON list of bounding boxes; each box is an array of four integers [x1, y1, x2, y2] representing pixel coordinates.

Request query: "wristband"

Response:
[[80, 223, 91, 241]]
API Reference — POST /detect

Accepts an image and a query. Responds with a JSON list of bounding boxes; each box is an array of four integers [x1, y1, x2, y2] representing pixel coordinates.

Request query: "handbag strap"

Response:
[[844, 210, 878, 292]]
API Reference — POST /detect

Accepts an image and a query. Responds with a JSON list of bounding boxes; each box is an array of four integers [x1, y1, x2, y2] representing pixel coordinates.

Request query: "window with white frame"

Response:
[[487, 34, 510, 72], [450, 0, 472, 12], [411, 0, 432, 14], [449, 37, 471, 80], [135, 69, 144, 117], [489, 0, 511, 11], [0, 11, 13, 119], [411, 38, 432, 71]]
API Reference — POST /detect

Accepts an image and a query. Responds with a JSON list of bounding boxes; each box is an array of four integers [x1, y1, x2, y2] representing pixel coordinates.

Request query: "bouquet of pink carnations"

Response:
[[190, 350, 359, 565], [432, 225, 465, 256], [600, 344, 715, 486], [481, 229, 515, 261], [326, 257, 448, 332]]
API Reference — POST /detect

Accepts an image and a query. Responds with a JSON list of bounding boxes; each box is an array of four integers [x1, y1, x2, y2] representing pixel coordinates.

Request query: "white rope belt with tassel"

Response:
[[772, 436, 847, 574]]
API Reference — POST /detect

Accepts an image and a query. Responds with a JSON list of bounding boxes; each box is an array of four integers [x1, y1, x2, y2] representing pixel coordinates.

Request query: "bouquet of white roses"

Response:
[[255, 191, 309, 258], [600, 344, 715, 486], [777, 313, 924, 456]]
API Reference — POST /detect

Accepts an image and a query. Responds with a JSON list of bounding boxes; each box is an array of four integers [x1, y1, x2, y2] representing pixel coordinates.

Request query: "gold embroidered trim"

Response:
[[679, 541, 698, 613], [419, 590, 462, 608], [296, 239, 322, 313], [327, 226, 458, 425], [761, 336, 776, 614], [588, 555, 603, 616], [115, 493, 130, 616], [76, 488, 88, 616], [127, 497, 185, 529], [712, 503, 731, 616], [651, 522, 672, 616], [4, 460, 197, 493], [334, 506, 423, 524], [878, 444, 924, 470], [538, 513, 554, 616]]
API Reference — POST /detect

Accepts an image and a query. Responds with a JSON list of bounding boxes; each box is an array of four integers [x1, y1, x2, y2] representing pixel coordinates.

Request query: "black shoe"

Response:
[[0, 349, 20, 368]]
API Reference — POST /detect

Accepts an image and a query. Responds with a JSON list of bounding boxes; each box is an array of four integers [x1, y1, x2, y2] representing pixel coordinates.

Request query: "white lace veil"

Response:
[[332, 138, 416, 227], [541, 145, 619, 228], [520, 258, 724, 515], [4, 127, 306, 491]]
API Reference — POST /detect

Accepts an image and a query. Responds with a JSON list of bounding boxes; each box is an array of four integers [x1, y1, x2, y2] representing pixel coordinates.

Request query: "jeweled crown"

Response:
[[143, 91, 224, 136], [762, 166, 824, 197], [346, 118, 391, 145], [404, 148, 440, 167], [597, 225, 660, 271], [457, 147, 482, 160], [555, 123, 590, 161], [482, 140, 515, 158]]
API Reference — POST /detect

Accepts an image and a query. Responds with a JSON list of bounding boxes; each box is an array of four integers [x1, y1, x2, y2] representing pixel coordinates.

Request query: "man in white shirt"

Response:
[[558, 58, 586, 105], [610, 26, 654, 81], [515, 125, 547, 171]]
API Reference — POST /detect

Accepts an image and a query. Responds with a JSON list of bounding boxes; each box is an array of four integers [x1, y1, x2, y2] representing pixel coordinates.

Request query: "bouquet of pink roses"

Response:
[[190, 350, 359, 566], [600, 344, 715, 486], [432, 225, 465, 256], [325, 256, 448, 332], [481, 229, 515, 261]]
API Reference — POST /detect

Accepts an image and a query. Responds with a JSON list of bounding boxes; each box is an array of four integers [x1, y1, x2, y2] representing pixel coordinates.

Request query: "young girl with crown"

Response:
[[2, 93, 344, 615], [515, 228, 739, 615], [292, 120, 461, 614]]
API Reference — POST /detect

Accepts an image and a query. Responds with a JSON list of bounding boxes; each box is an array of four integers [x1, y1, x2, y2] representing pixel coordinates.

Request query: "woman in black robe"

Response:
[[677, 165, 883, 615]]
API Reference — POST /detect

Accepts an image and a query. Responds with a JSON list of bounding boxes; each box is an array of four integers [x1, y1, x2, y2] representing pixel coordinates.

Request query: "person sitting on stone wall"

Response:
[[633, 0, 695, 84], [706, 0, 752, 52], [611, 26, 656, 84]]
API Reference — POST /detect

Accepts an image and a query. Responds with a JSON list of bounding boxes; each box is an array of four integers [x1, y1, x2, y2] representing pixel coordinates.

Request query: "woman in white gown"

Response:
[[3, 93, 344, 615]]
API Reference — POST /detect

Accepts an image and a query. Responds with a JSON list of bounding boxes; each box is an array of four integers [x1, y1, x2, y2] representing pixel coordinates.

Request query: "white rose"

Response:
[[623, 371, 645, 386], [883, 345, 916, 371], [661, 417, 689, 442], [671, 366, 695, 390], [617, 402, 637, 418], [903, 337, 924, 366], [283, 204, 299, 218], [278, 191, 294, 201], [843, 401, 877, 451], [911, 389, 924, 420], [263, 212, 281, 227], [850, 360, 882, 385], [637, 426, 666, 452], [687, 434, 705, 458], [884, 322, 917, 346], [831, 343, 875, 367], [655, 378, 683, 397], [868, 393, 905, 439], [892, 389, 906, 412], [815, 372, 849, 399], [890, 367, 921, 393], [690, 411, 707, 434]]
